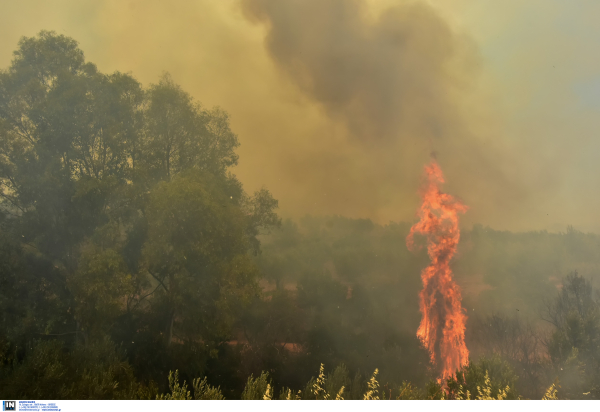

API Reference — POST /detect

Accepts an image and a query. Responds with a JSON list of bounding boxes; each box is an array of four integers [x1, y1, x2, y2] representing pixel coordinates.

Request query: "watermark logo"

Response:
[[2, 401, 16, 411]]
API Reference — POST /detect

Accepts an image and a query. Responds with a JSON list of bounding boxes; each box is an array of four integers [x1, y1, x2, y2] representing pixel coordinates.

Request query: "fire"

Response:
[[406, 160, 469, 381]]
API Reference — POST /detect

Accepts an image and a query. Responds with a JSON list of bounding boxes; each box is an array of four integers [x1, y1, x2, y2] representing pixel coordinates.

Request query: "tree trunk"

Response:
[[165, 310, 175, 347]]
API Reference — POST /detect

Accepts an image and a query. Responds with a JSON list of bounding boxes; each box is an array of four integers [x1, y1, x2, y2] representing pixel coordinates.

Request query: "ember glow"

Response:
[[406, 160, 469, 381]]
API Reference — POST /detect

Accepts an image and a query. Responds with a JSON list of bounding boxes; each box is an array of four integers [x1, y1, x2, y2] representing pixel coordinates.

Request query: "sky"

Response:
[[2, 0, 600, 232]]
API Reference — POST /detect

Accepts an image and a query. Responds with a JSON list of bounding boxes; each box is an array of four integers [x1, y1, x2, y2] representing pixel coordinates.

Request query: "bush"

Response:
[[0, 338, 147, 399]]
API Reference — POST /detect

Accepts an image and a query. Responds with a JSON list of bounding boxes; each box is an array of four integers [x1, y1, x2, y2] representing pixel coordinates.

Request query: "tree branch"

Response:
[[148, 269, 169, 292], [130, 282, 164, 312]]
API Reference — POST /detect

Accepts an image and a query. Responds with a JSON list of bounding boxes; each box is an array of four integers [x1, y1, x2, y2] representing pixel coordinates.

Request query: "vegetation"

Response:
[[1, 31, 600, 400], [0, 30, 278, 398]]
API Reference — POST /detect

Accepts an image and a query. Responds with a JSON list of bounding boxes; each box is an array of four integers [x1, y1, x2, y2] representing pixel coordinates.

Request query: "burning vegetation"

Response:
[[407, 160, 469, 381]]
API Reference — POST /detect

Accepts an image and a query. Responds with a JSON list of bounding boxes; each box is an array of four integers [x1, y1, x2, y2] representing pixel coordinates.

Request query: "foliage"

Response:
[[0, 235, 74, 346], [192, 377, 225, 400], [262, 384, 273, 400], [326, 363, 350, 399], [156, 370, 225, 400], [156, 370, 192, 400], [0, 339, 148, 400], [543, 272, 600, 399], [468, 312, 545, 398], [313, 363, 329, 399], [445, 355, 520, 400], [542, 383, 559, 400], [241, 371, 272, 400], [363, 368, 380, 400], [70, 239, 136, 340], [0, 30, 280, 393], [141, 169, 263, 349], [396, 381, 424, 400]]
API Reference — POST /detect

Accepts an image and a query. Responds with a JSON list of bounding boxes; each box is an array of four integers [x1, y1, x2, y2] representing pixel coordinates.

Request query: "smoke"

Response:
[[243, 0, 462, 145], [2, 0, 600, 231], [241, 0, 525, 227]]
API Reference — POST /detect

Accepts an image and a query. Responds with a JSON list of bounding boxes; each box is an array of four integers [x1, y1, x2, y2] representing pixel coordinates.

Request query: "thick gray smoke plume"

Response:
[[242, 0, 523, 227], [243, 0, 468, 145]]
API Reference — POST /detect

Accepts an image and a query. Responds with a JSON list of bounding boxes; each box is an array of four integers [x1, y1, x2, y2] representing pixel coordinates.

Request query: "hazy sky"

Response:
[[2, 0, 600, 232]]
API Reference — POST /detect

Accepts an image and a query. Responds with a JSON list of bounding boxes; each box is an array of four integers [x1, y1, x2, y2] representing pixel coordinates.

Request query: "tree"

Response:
[[0, 31, 143, 269], [141, 73, 239, 183], [0, 31, 280, 389], [468, 313, 545, 398], [0, 233, 74, 347], [140, 169, 266, 349], [543, 272, 600, 399]]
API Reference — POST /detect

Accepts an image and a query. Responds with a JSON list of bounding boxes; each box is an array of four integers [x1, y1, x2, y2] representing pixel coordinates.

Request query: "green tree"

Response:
[[0, 234, 74, 346], [0, 31, 280, 393], [141, 169, 270, 349], [0, 31, 143, 268], [141, 74, 238, 183], [544, 272, 600, 399]]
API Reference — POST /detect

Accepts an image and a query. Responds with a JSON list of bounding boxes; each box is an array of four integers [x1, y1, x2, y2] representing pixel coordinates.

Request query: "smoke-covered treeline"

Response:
[[253, 216, 600, 398], [1, 32, 600, 401]]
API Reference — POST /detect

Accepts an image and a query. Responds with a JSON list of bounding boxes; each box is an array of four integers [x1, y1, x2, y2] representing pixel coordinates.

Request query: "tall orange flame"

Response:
[[406, 160, 469, 381]]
